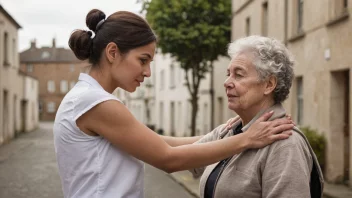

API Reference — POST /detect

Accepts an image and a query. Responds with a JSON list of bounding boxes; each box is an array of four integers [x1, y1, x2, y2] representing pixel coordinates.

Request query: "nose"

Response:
[[224, 77, 234, 89], [143, 64, 151, 77]]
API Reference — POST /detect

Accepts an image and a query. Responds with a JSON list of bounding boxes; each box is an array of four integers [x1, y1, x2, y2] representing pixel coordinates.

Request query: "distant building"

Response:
[[232, 0, 352, 187], [0, 5, 39, 145], [113, 51, 235, 137], [20, 38, 87, 121]]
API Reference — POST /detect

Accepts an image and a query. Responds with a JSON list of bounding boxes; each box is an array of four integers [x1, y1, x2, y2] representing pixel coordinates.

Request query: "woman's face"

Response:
[[224, 54, 269, 112], [112, 42, 156, 92]]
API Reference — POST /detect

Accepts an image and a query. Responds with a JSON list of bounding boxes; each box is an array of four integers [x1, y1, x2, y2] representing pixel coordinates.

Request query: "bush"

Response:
[[300, 127, 326, 171]]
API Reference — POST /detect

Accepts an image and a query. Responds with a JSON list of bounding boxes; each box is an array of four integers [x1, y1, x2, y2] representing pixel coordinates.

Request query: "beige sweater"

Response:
[[190, 104, 324, 198]]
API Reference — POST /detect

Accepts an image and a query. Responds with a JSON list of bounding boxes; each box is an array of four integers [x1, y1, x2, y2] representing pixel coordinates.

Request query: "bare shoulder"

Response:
[[77, 99, 136, 135]]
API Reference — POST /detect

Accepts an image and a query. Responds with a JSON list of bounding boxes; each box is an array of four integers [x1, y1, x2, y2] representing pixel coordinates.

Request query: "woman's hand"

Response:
[[225, 114, 294, 130], [225, 115, 241, 130], [244, 111, 294, 149]]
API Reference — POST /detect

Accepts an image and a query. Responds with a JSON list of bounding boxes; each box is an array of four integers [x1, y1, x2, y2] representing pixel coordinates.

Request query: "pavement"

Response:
[[1, 122, 352, 198], [0, 122, 63, 198], [0, 122, 195, 198], [169, 170, 352, 198], [144, 165, 195, 198]]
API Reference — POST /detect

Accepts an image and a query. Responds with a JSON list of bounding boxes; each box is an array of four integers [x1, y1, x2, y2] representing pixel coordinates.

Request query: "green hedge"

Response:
[[300, 127, 326, 171]]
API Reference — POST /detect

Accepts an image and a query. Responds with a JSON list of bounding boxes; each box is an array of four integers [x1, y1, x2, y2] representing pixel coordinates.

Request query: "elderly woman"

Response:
[[191, 36, 324, 198]]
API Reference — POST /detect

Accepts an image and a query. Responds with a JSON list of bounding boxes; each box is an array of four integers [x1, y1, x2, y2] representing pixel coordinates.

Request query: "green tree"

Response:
[[142, 0, 231, 136]]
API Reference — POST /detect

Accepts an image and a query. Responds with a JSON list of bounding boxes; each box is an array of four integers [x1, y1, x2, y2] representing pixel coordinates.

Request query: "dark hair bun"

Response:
[[68, 30, 92, 60], [86, 9, 106, 32]]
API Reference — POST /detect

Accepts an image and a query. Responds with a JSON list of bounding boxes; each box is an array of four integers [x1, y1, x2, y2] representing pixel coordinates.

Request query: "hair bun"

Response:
[[86, 9, 106, 32], [68, 29, 93, 60]]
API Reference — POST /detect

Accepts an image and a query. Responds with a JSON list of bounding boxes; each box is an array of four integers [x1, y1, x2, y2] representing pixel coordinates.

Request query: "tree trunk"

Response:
[[210, 64, 215, 130], [190, 93, 198, 136]]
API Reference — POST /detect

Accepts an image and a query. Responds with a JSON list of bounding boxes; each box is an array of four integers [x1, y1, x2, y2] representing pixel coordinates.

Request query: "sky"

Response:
[[0, 0, 143, 52]]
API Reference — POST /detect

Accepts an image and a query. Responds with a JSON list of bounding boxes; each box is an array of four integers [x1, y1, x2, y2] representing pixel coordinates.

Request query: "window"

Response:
[[217, 97, 224, 126], [39, 101, 43, 113], [13, 39, 16, 65], [296, 77, 303, 125], [32, 102, 35, 121], [70, 64, 75, 72], [246, 17, 251, 36], [262, 2, 268, 36], [47, 80, 55, 93], [178, 66, 183, 84], [170, 64, 175, 88], [47, 102, 56, 113], [27, 64, 33, 73], [203, 103, 208, 134], [4, 32, 8, 65], [60, 80, 68, 93], [297, 0, 304, 33], [41, 51, 50, 59], [329, 0, 349, 22], [70, 81, 76, 89], [178, 102, 182, 130], [159, 102, 164, 130], [160, 70, 165, 90]]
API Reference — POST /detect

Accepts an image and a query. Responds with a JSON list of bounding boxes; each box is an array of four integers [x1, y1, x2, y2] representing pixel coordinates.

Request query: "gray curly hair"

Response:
[[228, 35, 295, 104]]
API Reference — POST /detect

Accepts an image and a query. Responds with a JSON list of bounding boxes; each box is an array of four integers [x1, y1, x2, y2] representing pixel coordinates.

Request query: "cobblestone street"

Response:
[[0, 122, 194, 198]]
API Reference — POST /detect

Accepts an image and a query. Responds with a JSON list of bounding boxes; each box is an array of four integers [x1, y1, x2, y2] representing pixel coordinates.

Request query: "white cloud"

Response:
[[0, 0, 142, 51]]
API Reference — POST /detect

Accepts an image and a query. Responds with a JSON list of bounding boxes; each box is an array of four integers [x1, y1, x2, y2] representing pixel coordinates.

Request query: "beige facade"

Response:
[[22, 75, 39, 132], [0, 5, 39, 145], [20, 39, 86, 121], [232, 0, 352, 186]]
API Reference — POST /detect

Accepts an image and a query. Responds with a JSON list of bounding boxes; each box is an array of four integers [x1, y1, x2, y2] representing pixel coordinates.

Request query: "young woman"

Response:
[[53, 9, 294, 198]]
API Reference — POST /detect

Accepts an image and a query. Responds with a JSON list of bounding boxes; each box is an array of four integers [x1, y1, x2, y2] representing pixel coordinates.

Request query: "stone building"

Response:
[[0, 5, 39, 145], [20, 39, 87, 121], [232, 0, 351, 186]]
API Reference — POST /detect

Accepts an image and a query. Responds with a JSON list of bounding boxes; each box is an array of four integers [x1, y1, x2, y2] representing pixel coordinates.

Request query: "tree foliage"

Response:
[[142, 0, 231, 135]]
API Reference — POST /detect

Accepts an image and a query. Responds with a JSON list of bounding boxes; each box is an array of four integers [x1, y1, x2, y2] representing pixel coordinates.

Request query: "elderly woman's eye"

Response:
[[235, 73, 243, 77]]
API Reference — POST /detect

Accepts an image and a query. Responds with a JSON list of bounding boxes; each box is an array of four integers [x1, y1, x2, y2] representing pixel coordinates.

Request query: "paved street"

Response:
[[0, 122, 194, 198]]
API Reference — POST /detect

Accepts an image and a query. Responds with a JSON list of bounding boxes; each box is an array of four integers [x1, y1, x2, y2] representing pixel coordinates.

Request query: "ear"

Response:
[[264, 76, 277, 95], [105, 42, 120, 64]]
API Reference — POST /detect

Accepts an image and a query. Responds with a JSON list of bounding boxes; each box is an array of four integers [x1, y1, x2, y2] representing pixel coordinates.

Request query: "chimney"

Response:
[[52, 38, 56, 48], [30, 39, 36, 49]]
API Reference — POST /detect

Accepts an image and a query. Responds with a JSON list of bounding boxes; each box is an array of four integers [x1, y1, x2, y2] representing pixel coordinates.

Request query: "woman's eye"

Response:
[[235, 73, 243, 78], [140, 59, 147, 64], [226, 73, 230, 77]]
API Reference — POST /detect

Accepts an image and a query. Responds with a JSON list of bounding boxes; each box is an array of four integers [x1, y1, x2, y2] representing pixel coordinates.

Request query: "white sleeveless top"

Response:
[[54, 73, 144, 198]]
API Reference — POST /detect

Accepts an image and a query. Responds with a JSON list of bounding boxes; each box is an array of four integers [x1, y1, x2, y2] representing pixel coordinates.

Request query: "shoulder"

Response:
[[72, 87, 123, 122], [266, 130, 312, 158]]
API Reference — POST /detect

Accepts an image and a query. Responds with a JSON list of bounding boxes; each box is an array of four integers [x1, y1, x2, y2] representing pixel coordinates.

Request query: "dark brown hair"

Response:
[[69, 9, 156, 65]]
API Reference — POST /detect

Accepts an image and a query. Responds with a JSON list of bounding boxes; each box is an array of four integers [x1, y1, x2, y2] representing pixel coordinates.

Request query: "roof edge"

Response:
[[0, 5, 22, 29]]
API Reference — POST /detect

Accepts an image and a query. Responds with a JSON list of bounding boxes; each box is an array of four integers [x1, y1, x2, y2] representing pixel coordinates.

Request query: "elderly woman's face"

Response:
[[224, 54, 267, 112]]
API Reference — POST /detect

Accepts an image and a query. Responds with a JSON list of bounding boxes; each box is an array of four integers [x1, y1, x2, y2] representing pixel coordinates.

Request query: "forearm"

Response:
[[163, 133, 249, 173], [160, 135, 203, 147]]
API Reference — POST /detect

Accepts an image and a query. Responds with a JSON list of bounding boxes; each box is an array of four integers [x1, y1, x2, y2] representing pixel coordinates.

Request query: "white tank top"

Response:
[[54, 73, 144, 198]]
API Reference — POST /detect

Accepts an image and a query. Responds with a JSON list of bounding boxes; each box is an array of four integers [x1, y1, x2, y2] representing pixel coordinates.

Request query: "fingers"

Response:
[[271, 133, 291, 141], [285, 114, 292, 120], [271, 124, 294, 134], [281, 130, 293, 136], [233, 115, 240, 122], [226, 115, 241, 130], [271, 117, 293, 127], [256, 110, 274, 122], [285, 114, 296, 126]]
